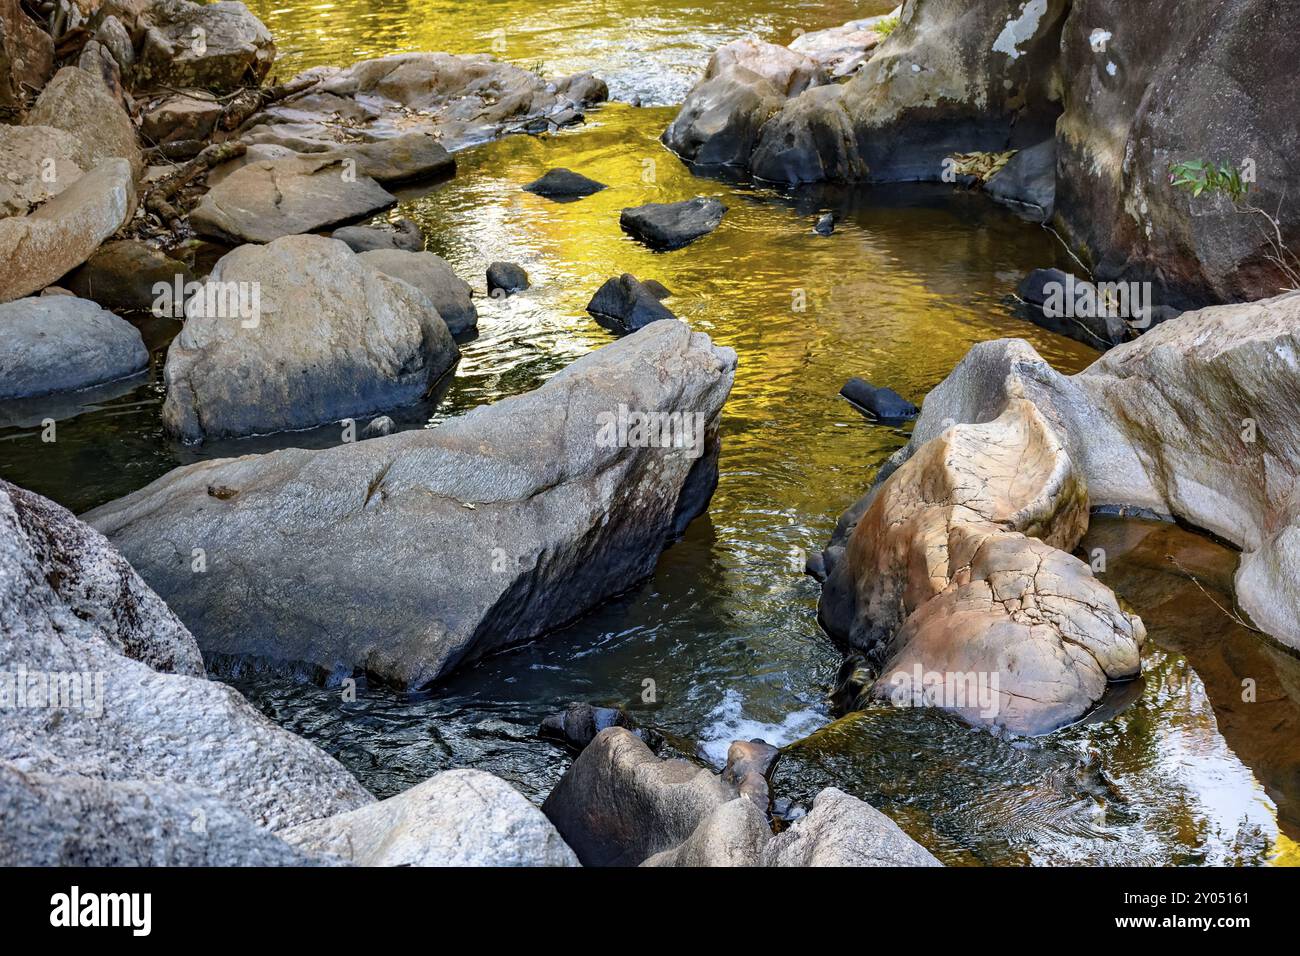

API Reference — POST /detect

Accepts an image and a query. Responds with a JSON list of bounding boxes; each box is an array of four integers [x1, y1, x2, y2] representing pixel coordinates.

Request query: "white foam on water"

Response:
[[697, 688, 829, 768]]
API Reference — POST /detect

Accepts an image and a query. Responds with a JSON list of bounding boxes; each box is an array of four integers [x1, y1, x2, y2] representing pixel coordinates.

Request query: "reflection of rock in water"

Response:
[[1081, 515, 1300, 844]]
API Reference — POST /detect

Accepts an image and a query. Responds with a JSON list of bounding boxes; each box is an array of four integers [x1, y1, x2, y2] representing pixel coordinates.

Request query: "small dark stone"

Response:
[[362, 416, 396, 439], [523, 167, 608, 200], [586, 274, 678, 334], [814, 213, 835, 236], [1017, 267, 1073, 306], [722, 739, 781, 813], [539, 702, 662, 753], [840, 377, 918, 420], [619, 196, 727, 250], [486, 261, 530, 296]]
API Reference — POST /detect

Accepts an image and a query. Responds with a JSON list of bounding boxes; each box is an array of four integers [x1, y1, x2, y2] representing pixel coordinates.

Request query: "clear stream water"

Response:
[[3, 0, 1298, 866]]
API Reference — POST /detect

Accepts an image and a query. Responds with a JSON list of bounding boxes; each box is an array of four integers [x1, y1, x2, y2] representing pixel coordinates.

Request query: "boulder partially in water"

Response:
[[160, 235, 458, 441], [281, 770, 579, 866], [88, 321, 736, 689], [333, 218, 425, 254], [539, 702, 661, 753], [523, 167, 607, 200], [357, 248, 478, 335], [586, 273, 678, 334], [620, 197, 727, 250], [0, 297, 147, 400]]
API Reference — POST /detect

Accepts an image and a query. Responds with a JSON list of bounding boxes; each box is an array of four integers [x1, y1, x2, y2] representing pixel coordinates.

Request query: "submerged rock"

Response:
[[357, 248, 478, 335], [585, 273, 679, 334], [840, 377, 917, 420], [333, 218, 425, 253], [0, 159, 137, 304], [160, 235, 458, 441], [620, 196, 727, 250], [487, 261, 529, 296], [280, 770, 578, 866], [523, 167, 607, 200], [0, 297, 147, 400], [88, 321, 736, 689]]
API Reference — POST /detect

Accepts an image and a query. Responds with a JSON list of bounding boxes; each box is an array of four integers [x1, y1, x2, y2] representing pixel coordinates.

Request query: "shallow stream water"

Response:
[[2, 0, 1297, 866]]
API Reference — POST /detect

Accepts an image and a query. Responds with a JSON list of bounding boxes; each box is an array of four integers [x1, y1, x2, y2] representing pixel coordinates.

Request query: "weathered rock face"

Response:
[[788, 9, 900, 78], [1054, 0, 1300, 306], [0, 296, 148, 399], [543, 728, 940, 867], [281, 770, 579, 866], [0, 159, 137, 304], [356, 248, 478, 336], [135, 0, 275, 93], [160, 235, 458, 441], [0, 0, 53, 109], [66, 239, 193, 312], [141, 92, 224, 145], [242, 53, 607, 154], [0, 480, 375, 852], [25, 66, 143, 179], [0, 125, 84, 216], [620, 196, 727, 250], [190, 155, 397, 244], [87, 321, 736, 689], [661, 65, 785, 168]]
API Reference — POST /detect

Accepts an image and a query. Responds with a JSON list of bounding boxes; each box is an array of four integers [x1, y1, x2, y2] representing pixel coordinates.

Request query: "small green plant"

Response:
[[1168, 159, 1249, 202], [875, 14, 901, 38]]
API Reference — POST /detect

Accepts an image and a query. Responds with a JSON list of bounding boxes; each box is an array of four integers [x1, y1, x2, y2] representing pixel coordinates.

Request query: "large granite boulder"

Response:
[[281, 770, 579, 866], [356, 248, 478, 335], [0, 0, 53, 109], [87, 321, 736, 688], [0, 296, 148, 399], [190, 155, 397, 244], [160, 235, 458, 441], [0, 125, 85, 216], [0, 480, 374, 847], [1054, 0, 1300, 306], [0, 159, 137, 304], [135, 0, 275, 93], [25, 66, 144, 180]]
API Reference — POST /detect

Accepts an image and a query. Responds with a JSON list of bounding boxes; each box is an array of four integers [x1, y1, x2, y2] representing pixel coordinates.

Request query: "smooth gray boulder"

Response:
[[190, 155, 396, 244], [161, 235, 457, 441], [620, 197, 727, 250], [281, 770, 579, 866], [985, 139, 1056, 222], [356, 248, 478, 335], [0, 296, 147, 400], [0, 480, 375, 842], [0, 159, 137, 303], [88, 321, 736, 688], [135, 0, 275, 93], [333, 218, 424, 253]]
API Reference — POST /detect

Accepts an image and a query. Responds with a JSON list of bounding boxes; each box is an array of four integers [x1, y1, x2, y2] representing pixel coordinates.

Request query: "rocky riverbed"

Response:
[[3, 0, 1299, 867]]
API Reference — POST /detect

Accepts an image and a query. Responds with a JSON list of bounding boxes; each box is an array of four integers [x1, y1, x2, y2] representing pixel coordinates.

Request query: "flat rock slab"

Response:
[[0, 296, 147, 400], [0, 159, 137, 304], [88, 321, 736, 689], [161, 234, 457, 441], [523, 167, 607, 200], [620, 196, 727, 250], [190, 155, 396, 244]]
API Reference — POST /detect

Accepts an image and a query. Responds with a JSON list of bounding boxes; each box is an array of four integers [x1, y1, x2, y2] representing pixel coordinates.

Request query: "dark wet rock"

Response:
[[280, 770, 578, 866], [0, 297, 147, 400], [362, 415, 396, 439], [141, 93, 223, 146], [749, 84, 867, 184], [486, 261, 529, 296], [586, 273, 678, 334], [25, 66, 143, 179], [1017, 267, 1073, 307], [721, 739, 780, 813], [0, 125, 84, 216], [642, 279, 672, 300], [840, 377, 918, 420], [523, 167, 607, 200], [620, 196, 727, 250], [985, 139, 1055, 222], [0, 479, 374, 850], [66, 240, 192, 312], [815, 212, 835, 236], [357, 248, 478, 336], [87, 321, 736, 689], [539, 702, 662, 753], [661, 65, 785, 167], [333, 218, 424, 253], [190, 155, 396, 244], [0, 0, 53, 109], [160, 235, 457, 441], [135, 0, 275, 94]]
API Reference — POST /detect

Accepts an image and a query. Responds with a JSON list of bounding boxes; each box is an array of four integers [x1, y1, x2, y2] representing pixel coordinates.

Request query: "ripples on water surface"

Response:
[[1, 3, 1297, 866]]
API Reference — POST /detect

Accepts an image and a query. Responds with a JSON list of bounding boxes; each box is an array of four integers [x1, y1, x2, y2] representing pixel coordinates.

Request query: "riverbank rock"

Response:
[[88, 321, 736, 688], [0, 297, 148, 399], [985, 139, 1055, 222], [333, 218, 424, 253], [66, 239, 192, 312], [543, 728, 939, 867], [25, 66, 143, 179], [524, 168, 607, 200], [190, 154, 396, 244], [281, 770, 579, 866], [661, 64, 786, 167], [141, 93, 224, 145], [0, 126, 84, 216], [0, 159, 137, 303], [356, 248, 478, 335], [0, 0, 53, 109], [0, 480, 375, 855], [135, 0, 275, 93], [160, 235, 457, 441], [586, 273, 678, 334], [243, 53, 607, 154], [620, 197, 726, 250]]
